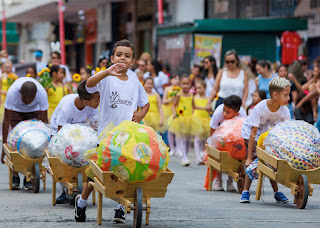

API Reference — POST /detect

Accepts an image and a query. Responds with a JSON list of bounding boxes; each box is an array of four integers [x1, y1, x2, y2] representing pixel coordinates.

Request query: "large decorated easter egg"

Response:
[[8, 120, 50, 159], [85, 120, 169, 183], [48, 124, 98, 167], [207, 117, 246, 160], [264, 120, 320, 170]]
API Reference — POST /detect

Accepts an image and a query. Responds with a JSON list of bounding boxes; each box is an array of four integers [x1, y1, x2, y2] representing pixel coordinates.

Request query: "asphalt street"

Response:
[[1, 152, 320, 228]]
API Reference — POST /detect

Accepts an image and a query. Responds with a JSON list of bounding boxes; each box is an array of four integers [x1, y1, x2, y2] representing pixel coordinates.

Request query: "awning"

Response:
[[3, 0, 124, 23], [157, 18, 308, 36]]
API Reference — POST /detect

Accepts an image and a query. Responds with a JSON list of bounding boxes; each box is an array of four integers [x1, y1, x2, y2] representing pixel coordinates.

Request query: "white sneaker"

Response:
[[177, 151, 183, 157], [181, 160, 191, 166], [213, 180, 225, 191], [227, 181, 237, 192], [169, 149, 175, 156]]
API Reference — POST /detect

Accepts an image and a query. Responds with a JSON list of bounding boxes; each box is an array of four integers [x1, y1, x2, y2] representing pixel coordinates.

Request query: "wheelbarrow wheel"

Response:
[[134, 187, 143, 228], [295, 174, 309, 209], [32, 163, 40, 193], [237, 165, 245, 194], [77, 173, 83, 194]]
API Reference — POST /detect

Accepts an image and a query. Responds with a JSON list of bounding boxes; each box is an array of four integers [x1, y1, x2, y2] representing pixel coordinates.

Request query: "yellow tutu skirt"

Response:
[[143, 112, 166, 133], [195, 116, 211, 140], [168, 115, 203, 137]]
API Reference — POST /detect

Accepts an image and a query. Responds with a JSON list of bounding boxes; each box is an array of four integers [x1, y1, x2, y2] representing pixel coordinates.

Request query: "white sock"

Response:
[[77, 195, 87, 208]]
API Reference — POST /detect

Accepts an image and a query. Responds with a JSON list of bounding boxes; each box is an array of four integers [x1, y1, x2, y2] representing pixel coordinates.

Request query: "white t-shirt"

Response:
[[241, 99, 291, 141], [86, 72, 149, 135], [205, 77, 215, 97], [5, 77, 49, 113], [210, 104, 247, 129], [143, 71, 168, 95], [50, 94, 98, 135]]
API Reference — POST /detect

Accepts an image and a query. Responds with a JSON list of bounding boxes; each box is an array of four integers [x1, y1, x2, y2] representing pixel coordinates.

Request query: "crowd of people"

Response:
[[0, 38, 318, 223]]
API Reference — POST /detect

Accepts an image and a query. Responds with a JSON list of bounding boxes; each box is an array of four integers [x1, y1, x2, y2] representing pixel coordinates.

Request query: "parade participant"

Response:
[[207, 50, 248, 110], [1, 77, 48, 190], [75, 39, 149, 223], [34, 50, 47, 74], [255, 60, 276, 99], [143, 77, 164, 133], [26, 66, 37, 79], [193, 80, 210, 165], [247, 90, 267, 115], [162, 74, 180, 156], [240, 77, 291, 203], [202, 56, 218, 97], [169, 75, 203, 166], [143, 59, 169, 97], [50, 80, 99, 204], [50, 51, 72, 82], [46, 66, 68, 120], [79, 66, 91, 82], [209, 95, 247, 191]]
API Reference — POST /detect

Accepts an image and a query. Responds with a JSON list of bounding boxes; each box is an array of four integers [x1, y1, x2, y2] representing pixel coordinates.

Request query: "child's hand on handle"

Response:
[[132, 112, 143, 123], [107, 63, 126, 77], [245, 158, 252, 167]]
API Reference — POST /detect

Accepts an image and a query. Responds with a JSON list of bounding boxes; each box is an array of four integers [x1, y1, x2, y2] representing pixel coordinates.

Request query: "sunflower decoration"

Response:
[[176, 105, 187, 117], [38, 68, 55, 91], [73, 73, 81, 82], [95, 67, 106, 74], [169, 86, 181, 97], [7, 73, 19, 86], [86, 65, 93, 71], [26, 73, 31, 78]]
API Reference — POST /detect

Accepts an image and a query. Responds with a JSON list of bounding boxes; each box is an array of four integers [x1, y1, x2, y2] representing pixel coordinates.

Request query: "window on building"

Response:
[[310, 0, 320, 8]]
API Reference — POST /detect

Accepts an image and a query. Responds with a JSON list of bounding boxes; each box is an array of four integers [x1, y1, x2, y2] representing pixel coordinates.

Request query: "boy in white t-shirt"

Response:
[[75, 39, 150, 223], [209, 95, 247, 192], [240, 77, 291, 203], [50, 80, 99, 204]]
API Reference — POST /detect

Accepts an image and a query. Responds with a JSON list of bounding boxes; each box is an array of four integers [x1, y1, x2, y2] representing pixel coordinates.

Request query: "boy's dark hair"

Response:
[[112, 39, 135, 59], [78, 80, 99, 100], [224, 95, 242, 112], [257, 90, 267, 100], [49, 65, 60, 77]]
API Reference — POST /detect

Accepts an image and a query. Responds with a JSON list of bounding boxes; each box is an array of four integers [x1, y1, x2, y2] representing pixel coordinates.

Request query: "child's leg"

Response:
[[243, 175, 253, 191], [194, 136, 205, 163], [77, 179, 93, 208], [270, 180, 279, 192], [180, 135, 191, 163], [175, 134, 182, 156], [167, 131, 176, 154]]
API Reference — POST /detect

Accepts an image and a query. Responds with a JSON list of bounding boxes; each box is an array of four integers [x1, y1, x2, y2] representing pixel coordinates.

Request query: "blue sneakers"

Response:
[[240, 191, 250, 203], [274, 191, 289, 204]]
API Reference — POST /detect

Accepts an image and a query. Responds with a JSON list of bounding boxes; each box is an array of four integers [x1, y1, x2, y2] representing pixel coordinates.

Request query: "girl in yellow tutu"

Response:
[[169, 75, 203, 166], [162, 74, 180, 156], [46, 65, 68, 120], [0, 60, 16, 120], [194, 80, 211, 165], [142, 77, 164, 133]]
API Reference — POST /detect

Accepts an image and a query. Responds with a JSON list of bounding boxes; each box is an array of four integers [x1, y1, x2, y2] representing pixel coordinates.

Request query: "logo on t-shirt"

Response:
[[110, 91, 133, 108]]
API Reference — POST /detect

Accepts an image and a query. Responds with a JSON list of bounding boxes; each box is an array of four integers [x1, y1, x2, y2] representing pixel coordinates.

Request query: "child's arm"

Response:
[[192, 96, 206, 111], [1, 109, 11, 163], [132, 103, 150, 123], [162, 87, 174, 104], [172, 93, 180, 118], [156, 93, 164, 127], [86, 63, 126, 88], [40, 110, 48, 124], [246, 127, 258, 167]]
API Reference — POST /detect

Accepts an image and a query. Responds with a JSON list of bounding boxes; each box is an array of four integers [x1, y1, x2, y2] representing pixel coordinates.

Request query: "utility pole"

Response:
[[59, 0, 66, 64], [2, 0, 7, 51]]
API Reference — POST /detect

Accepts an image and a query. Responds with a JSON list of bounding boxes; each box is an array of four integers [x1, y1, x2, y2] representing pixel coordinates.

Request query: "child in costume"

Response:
[[143, 77, 164, 133], [193, 80, 211, 165], [80, 66, 92, 82], [162, 74, 180, 156], [209, 95, 247, 191], [75, 39, 149, 224], [240, 77, 291, 203], [51, 80, 99, 204], [46, 66, 68, 120], [247, 90, 267, 115], [169, 75, 203, 166]]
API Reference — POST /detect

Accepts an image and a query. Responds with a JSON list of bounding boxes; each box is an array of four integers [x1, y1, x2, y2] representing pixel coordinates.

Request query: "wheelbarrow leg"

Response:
[[208, 166, 213, 191], [92, 189, 96, 205], [52, 180, 56, 206], [8, 167, 12, 191], [97, 191, 102, 225], [255, 170, 263, 201]]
